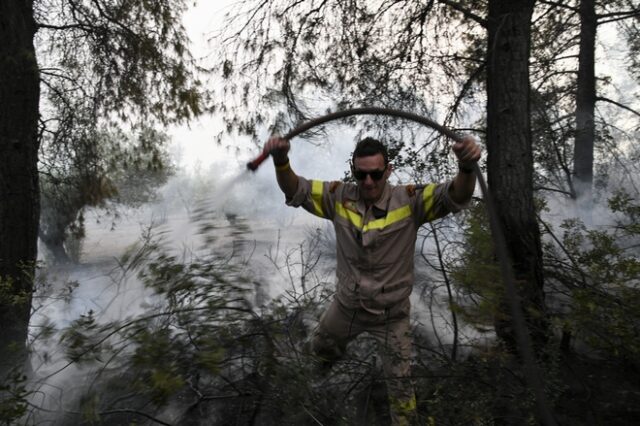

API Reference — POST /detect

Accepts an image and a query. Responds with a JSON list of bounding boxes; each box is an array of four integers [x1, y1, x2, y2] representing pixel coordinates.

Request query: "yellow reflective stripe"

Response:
[[422, 183, 437, 222], [310, 180, 325, 218], [335, 203, 411, 232], [363, 205, 411, 232], [402, 394, 417, 412], [335, 202, 362, 228], [389, 394, 417, 423]]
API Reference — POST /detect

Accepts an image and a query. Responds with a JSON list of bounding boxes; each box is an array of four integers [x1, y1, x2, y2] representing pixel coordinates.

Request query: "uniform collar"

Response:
[[355, 181, 391, 214]]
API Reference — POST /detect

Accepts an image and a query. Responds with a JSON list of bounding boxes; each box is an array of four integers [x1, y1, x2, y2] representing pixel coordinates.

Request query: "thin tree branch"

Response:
[[534, 186, 574, 196], [427, 223, 459, 361], [597, 9, 640, 21], [537, 0, 579, 13], [445, 62, 486, 128], [36, 23, 87, 31], [98, 409, 173, 426], [596, 96, 640, 119], [598, 12, 640, 25], [437, 0, 488, 27]]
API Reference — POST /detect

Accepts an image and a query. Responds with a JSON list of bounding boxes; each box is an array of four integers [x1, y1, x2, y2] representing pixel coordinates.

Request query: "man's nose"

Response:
[[364, 174, 374, 185]]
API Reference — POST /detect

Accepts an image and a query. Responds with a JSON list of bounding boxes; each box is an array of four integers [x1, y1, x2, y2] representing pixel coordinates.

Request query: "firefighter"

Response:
[[263, 135, 480, 425]]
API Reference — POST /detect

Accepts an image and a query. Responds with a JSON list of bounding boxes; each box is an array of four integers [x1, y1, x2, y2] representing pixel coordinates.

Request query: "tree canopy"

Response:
[[0, 0, 209, 373]]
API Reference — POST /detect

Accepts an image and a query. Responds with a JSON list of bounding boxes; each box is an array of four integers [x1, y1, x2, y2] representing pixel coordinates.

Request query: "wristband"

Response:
[[458, 163, 475, 174], [275, 160, 291, 172]]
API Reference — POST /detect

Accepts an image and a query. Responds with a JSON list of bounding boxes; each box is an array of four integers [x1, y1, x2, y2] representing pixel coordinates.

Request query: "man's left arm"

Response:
[[449, 135, 482, 205]]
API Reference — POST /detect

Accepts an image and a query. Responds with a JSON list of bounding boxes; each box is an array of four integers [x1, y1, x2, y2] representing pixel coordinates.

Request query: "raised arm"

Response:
[[449, 135, 481, 205], [263, 136, 299, 199]]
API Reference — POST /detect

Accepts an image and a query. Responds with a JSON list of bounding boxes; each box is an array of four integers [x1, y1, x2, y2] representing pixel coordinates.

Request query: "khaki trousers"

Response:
[[311, 298, 416, 426]]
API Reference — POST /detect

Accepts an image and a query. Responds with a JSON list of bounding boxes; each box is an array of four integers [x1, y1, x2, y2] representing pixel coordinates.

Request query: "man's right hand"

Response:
[[264, 136, 290, 164]]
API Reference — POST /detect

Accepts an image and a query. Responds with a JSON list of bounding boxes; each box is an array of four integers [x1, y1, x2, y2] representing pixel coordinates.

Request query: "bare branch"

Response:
[[598, 11, 640, 25], [36, 23, 87, 31], [596, 96, 640, 119], [537, 0, 579, 13], [97, 409, 172, 426], [437, 0, 488, 27], [534, 186, 574, 196], [597, 9, 640, 22], [427, 224, 459, 361], [445, 62, 486, 127]]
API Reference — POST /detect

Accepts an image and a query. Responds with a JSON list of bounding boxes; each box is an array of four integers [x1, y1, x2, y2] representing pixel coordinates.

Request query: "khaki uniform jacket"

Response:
[[288, 176, 463, 314]]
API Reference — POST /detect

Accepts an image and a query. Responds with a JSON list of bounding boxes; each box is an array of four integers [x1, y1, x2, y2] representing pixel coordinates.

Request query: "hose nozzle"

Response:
[[246, 151, 269, 171]]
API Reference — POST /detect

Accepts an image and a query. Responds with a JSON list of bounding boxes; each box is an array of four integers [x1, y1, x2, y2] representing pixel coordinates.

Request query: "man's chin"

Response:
[[362, 191, 380, 204]]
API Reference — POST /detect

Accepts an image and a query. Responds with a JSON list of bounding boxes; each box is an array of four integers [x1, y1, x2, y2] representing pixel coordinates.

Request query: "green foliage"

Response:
[[32, 224, 253, 422], [39, 125, 175, 263], [35, 0, 206, 125], [26, 220, 405, 424], [130, 328, 187, 405], [79, 392, 100, 423], [0, 370, 29, 425], [0, 276, 32, 311], [414, 335, 570, 425], [543, 190, 640, 361], [449, 202, 504, 330], [60, 310, 111, 364], [34, 0, 206, 264]]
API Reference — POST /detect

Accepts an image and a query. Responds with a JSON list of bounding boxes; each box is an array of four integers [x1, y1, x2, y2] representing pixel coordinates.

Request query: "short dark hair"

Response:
[[352, 137, 388, 165]]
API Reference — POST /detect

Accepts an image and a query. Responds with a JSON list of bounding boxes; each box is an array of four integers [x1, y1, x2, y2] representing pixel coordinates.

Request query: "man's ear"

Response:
[[385, 163, 393, 178]]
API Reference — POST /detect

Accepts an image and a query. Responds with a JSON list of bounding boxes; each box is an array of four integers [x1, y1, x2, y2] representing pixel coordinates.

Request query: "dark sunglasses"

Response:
[[352, 166, 387, 181]]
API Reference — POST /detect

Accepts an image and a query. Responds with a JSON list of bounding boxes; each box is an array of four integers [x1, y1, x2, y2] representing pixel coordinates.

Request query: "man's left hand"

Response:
[[452, 135, 481, 168]]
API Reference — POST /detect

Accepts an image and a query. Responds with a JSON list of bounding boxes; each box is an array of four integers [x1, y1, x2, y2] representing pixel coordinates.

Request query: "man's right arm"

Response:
[[264, 136, 298, 199]]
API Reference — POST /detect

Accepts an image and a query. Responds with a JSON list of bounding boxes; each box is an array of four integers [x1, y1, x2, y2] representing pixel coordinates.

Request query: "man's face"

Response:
[[352, 153, 392, 205]]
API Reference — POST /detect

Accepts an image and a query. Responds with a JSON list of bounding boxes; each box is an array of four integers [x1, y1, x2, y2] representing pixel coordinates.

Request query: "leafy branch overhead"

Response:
[[213, 0, 487, 151], [35, 0, 207, 125], [31, 0, 216, 264]]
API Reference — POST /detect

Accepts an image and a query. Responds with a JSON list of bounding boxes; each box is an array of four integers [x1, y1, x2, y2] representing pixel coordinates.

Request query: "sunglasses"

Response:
[[352, 166, 387, 181]]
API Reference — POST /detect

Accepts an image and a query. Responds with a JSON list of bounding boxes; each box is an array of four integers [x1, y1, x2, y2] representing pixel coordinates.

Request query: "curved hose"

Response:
[[248, 107, 555, 425]]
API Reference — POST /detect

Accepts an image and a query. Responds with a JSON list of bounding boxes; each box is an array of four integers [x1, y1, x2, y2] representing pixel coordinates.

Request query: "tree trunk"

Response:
[[40, 230, 72, 264], [486, 0, 547, 350], [573, 0, 597, 204], [0, 0, 40, 373]]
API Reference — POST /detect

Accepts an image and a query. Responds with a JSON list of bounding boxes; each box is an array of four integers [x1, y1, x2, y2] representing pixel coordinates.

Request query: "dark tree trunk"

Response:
[[39, 203, 78, 264], [39, 229, 72, 264], [486, 0, 547, 350], [0, 0, 40, 373], [573, 0, 597, 203]]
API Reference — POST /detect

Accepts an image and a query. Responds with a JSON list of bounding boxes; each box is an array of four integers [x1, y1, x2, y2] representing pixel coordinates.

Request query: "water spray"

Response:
[[247, 107, 557, 426]]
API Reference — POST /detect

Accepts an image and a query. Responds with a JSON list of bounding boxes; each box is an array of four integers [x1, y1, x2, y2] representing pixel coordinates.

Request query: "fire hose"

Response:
[[247, 107, 556, 425]]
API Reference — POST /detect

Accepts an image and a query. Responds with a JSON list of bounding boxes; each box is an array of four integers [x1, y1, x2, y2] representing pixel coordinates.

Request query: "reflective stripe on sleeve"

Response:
[[422, 183, 437, 222], [310, 180, 325, 218]]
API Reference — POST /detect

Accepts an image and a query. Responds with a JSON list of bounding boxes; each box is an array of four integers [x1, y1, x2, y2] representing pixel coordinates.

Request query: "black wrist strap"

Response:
[[458, 163, 475, 174], [273, 157, 290, 167]]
